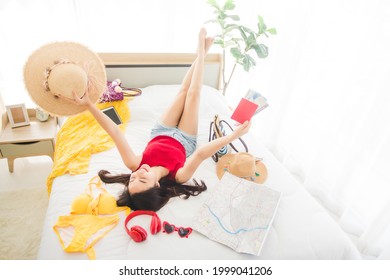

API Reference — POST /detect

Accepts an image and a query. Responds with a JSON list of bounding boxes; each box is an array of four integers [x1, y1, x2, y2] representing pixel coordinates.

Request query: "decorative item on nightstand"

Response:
[[5, 103, 30, 128], [36, 107, 50, 122]]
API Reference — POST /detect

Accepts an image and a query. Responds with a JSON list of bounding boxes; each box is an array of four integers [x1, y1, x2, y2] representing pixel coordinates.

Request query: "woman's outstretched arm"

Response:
[[72, 91, 141, 170], [175, 121, 251, 183]]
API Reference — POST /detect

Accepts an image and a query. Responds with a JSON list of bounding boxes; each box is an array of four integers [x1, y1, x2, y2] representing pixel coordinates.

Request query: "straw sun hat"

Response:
[[216, 152, 268, 184], [23, 42, 106, 116]]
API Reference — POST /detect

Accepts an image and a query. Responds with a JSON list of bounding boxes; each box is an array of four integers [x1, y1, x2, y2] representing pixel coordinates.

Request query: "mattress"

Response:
[[38, 85, 361, 259]]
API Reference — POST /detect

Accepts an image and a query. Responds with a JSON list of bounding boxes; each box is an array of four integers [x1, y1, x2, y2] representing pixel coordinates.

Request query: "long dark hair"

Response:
[[98, 170, 207, 211]]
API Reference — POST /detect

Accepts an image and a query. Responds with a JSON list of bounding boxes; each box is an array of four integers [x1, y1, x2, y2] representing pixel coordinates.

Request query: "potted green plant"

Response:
[[205, 0, 276, 95]]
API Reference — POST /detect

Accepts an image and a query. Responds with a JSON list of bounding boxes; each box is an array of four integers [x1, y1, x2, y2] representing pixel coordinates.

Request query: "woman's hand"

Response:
[[231, 120, 251, 140], [72, 90, 93, 108]]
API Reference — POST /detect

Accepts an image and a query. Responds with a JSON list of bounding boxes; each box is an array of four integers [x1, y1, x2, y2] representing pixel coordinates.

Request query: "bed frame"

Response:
[[98, 53, 222, 90]]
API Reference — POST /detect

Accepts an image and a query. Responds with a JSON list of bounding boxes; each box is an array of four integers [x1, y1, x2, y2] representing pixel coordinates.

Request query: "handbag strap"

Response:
[[208, 119, 219, 162], [208, 115, 249, 162], [219, 119, 248, 153], [121, 87, 142, 97], [212, 115, 224, 138]]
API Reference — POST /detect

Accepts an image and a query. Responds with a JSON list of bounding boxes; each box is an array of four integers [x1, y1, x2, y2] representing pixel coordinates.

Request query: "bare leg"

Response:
[[176, 29, 208, 135], [159, 31, 213, 128]]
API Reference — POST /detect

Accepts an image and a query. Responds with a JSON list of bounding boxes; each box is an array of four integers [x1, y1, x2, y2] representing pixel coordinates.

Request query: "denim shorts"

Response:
[[150, 121, 197, 158]]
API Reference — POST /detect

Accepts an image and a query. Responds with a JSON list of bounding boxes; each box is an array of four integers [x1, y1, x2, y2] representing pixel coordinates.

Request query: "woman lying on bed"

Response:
[[73, 28, 251, 211]]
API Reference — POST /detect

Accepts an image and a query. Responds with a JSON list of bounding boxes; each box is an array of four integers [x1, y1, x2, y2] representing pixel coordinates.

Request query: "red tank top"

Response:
[[137, 135, 186, 180]]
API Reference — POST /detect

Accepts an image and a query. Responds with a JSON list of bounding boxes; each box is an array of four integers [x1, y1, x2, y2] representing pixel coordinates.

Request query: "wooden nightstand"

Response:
[[0, 109, 57, 172]]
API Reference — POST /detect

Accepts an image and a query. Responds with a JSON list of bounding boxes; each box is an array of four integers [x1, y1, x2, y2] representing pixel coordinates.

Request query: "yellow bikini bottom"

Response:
[[53, 212, 119, 260]]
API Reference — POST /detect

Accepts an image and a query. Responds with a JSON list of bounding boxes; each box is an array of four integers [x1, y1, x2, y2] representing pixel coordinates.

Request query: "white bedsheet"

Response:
[[38, 85, 361, 260]]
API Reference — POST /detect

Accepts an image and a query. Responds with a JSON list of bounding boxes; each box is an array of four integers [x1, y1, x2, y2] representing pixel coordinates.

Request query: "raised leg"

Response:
[[176, 29, 211, 135], [159, 30, 213, 128]]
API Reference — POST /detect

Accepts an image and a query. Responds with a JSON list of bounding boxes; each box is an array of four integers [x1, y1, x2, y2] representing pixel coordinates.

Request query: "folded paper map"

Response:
[[192, 172, 281, 256]]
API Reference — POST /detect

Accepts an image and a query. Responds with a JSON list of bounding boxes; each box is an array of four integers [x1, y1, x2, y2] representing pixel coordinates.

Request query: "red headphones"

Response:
[[124, 210, 162, 242]]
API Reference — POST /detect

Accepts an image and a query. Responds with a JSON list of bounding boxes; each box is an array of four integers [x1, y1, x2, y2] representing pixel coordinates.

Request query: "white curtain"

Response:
[[1, 0, 389, 259], [237, 0, 390, 258]]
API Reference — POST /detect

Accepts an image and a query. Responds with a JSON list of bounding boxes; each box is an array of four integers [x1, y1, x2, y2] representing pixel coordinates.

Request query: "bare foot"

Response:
[[205, 37, 214, 54], [198, 28, 206, 56], [199, 27, 207, 41]]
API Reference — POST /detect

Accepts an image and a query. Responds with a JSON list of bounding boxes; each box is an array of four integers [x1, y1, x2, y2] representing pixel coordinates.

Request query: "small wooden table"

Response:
[[0, 109, 57, 172]]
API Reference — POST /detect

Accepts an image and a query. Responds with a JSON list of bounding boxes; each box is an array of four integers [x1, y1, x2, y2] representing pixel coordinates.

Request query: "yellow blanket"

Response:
[[46, 99, 131, 194]]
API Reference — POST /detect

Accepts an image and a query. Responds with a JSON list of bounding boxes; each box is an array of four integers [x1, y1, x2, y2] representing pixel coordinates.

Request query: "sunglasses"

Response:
[[162, 221, 192, 238]]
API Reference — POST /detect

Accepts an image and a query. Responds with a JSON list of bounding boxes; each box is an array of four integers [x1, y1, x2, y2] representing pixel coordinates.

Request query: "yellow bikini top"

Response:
[[71, 176, 129, 216]]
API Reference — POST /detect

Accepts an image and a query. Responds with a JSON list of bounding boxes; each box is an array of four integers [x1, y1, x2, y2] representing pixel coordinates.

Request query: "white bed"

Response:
[[38, 53, 361, 260]]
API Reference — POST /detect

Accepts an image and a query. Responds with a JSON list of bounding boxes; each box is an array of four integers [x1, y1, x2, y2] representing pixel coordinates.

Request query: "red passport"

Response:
[[231, 98, 259, 124]]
